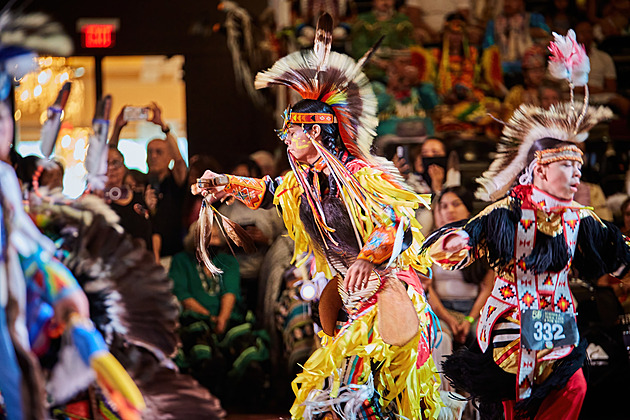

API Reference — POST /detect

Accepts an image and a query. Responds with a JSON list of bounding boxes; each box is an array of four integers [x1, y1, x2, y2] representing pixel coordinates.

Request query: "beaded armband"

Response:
[[357, 225, 397, 265], [223, 175, 267, 209]]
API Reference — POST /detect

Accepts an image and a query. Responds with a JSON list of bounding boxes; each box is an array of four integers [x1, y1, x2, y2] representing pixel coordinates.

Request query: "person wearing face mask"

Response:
[[411, 137, 461, 195], [421, 31, 628, 420], [393, 137, 461, 235]]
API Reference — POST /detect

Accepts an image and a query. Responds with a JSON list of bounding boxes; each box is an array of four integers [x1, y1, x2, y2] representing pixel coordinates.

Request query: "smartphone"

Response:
[[123, 106, 149, 121], [396, 145, 411, 175]]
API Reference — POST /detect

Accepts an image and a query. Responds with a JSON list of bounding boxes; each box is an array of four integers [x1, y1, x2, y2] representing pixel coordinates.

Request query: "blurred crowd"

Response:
[[10, 0, 630, 415], [277, 0, 630, 143]]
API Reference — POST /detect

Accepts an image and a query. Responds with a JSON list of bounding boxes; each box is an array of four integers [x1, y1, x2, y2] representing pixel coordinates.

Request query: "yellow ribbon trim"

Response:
[[273, 167, 432, 277], [290, 290, 442, 419]]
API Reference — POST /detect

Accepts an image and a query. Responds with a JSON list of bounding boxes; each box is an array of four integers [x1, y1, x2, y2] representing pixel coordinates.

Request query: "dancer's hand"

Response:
[[445, 314, 461, 338], [344, 259, 374, 293], [191, 169, 227, 198], [53, 289, 90, 325], [442, 233, 468, 253], [456, 319, 472, 344]]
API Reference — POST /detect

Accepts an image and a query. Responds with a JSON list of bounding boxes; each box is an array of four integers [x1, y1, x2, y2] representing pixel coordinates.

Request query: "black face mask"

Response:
[[422, 156, 448, 172]]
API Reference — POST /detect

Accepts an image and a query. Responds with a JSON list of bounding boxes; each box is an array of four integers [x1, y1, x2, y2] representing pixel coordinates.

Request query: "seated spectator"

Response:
[[593, 0, 630, 41], [351, 0, 415, 82], [416, 13, 506, 99], [291, 1, 353, 53], [575, 20, 630, 116], [483, 0, 550, 87], [404, 0, 471, 44], [539, 79, 563, 110], [105, 146, 154, 257], [170, 225, 244, 336], [426, 187, 493, 346], [372, 50, 438, 137], [544, 0, 585, 35], [412, 13, 504, 134], [503, 44, 548, 119], [170, 225, 245, 398]]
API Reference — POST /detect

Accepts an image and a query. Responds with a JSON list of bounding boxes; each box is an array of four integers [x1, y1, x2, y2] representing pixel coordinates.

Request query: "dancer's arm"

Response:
[[193, 169, 283, 210]]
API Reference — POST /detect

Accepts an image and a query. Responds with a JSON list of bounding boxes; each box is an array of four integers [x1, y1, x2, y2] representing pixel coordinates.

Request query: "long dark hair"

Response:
[[290, 99, 343, 157], [436, 186, 474, 215]]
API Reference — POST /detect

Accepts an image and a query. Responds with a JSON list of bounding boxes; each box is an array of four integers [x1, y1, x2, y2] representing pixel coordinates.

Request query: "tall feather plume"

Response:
[[313, 13, 333, 74], [254, 17, 380, 168], [356, 36, 384, 69]]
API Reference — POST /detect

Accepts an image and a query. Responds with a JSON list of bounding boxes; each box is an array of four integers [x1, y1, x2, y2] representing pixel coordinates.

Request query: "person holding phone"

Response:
[[105, 146, 155, 259], [110, 102, 188, 269]]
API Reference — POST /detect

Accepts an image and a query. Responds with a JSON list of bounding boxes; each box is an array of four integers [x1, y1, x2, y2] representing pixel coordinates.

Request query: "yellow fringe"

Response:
[[273, 167, 433, 278], [290, 289, 442, 419]]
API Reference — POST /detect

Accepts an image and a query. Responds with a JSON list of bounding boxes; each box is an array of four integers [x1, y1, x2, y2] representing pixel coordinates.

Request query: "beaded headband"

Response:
[[275, 106, 336, 142], [535, 145, 583, 165]]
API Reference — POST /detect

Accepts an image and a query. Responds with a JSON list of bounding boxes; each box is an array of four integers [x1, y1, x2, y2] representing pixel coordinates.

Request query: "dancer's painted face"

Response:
[[536, 159, 582, 200], [284, 125, 318, 163]]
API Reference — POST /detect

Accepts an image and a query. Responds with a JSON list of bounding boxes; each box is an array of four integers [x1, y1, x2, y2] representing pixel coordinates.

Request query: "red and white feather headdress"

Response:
[[476, 30, 613, 201]]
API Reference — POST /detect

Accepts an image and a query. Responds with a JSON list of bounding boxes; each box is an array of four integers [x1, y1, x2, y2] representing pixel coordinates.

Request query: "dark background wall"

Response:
[[20, 0, 278, 169]]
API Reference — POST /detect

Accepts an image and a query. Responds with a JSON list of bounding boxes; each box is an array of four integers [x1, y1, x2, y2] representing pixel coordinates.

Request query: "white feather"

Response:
[[437, 391, 467, 420], [46, 343, 95, 404]]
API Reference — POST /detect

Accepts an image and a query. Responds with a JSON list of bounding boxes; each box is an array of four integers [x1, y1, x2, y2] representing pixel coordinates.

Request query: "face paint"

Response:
[[284, 125, 319, 163]]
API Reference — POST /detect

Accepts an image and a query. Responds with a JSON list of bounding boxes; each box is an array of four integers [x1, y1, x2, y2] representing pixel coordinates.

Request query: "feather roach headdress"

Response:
[[254, 13, 381, 166], [476, 30, 613, 202]]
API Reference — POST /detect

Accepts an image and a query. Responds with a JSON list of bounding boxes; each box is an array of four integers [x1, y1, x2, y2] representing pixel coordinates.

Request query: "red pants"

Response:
[[503, 369, 587, 420]]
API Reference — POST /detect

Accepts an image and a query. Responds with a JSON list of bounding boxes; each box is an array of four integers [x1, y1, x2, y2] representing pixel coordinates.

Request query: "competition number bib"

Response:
[[521, 309, 579, 351]]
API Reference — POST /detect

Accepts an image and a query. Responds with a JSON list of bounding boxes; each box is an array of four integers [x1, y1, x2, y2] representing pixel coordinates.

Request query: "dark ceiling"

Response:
[[18, 0, 278, 169]]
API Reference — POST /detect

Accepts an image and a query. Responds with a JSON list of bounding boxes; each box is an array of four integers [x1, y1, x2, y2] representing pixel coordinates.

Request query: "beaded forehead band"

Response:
[[535, 145, 583, 165], [275, 106, 337, 142]]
